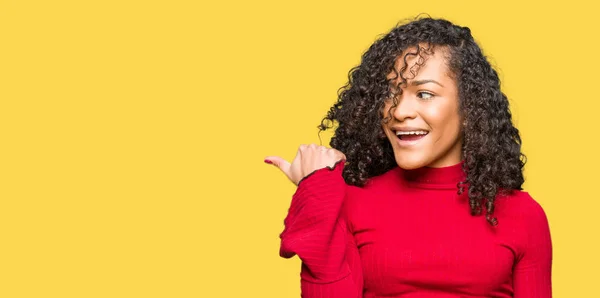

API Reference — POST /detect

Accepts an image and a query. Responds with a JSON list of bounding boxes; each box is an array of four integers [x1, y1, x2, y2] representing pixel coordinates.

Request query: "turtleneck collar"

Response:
[[394, 160, 466, 189]]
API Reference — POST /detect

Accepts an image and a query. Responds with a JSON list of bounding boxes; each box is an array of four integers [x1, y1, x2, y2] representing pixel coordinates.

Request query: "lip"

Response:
[[395, 134, 427, 147], [390, 127, 429, 147], [391, 126, 429, 132]]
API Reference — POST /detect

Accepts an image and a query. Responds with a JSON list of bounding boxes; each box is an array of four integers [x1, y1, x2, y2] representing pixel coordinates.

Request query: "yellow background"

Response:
[[1, 0, 598, 297]]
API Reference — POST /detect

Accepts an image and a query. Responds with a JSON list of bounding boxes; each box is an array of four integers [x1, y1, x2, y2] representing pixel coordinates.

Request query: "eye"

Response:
[[417, 91, 434, 100]]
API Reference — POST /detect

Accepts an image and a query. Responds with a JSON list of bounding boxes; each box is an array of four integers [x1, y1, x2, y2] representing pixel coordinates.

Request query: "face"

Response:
[[381, 45, 463, 169]]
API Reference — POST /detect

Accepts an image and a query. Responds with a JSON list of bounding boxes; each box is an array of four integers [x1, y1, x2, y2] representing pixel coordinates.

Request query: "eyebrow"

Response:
[[388, 79, 445, 89], [410, 79, 444, 87]]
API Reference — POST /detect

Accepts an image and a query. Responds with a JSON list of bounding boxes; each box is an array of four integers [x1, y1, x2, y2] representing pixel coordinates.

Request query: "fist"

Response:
[[265, 144, 346, 185]]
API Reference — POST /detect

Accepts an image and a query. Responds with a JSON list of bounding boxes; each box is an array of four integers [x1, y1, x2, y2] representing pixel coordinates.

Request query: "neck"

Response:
[[396, 160, 466, 189]]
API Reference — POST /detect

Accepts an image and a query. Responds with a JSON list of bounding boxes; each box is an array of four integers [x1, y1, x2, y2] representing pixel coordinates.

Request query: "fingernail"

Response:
[[264, 159, 272, 164]]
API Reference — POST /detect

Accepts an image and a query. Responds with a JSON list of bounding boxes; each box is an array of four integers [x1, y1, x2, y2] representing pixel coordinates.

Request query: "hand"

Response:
[[265, 144, 346, 185]]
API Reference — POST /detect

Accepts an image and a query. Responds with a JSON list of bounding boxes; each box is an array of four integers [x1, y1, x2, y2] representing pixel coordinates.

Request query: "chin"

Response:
[[394, 155, 429, 170]]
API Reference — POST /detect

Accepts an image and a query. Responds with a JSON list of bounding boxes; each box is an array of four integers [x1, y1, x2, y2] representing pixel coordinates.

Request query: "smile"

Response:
[[393, 130, 429, 146]]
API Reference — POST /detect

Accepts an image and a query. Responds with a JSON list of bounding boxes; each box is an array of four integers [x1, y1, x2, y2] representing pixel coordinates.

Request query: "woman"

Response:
[[265, 17, 552, 297]]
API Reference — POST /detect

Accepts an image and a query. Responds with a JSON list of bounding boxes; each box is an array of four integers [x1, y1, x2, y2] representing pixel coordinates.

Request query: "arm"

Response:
[[513, 195, 553, 297], [280, 161, 363, 297]]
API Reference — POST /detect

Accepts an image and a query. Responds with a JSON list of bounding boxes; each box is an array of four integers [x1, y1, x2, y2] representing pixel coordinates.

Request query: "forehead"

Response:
[[386, 45, 451, 83]]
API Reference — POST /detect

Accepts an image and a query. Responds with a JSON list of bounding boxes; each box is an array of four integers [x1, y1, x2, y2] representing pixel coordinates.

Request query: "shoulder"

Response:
[[360, 167, 400, 192], [343, 168, 397, 215], [496, 190, 546, 215], [496, 190, 552, 260], [344, 184, 369, 210], [495, 190, 550, 231], [345, 167, 397, 200]]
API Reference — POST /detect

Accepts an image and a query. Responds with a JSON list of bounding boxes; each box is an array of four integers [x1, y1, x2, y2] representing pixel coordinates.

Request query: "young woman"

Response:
[[265, 17, 552, 298]]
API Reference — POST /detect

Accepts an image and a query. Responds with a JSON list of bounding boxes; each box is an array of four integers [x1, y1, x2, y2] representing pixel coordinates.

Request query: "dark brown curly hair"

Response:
[[318, 16, 526, 225]]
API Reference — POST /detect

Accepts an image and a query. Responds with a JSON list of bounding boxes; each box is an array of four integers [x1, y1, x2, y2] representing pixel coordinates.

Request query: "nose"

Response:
[[391, 94, 418, 122]]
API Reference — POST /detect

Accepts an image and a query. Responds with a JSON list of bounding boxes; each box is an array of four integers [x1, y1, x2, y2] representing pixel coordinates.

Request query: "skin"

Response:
[[381, 45, 464, 170], [265, 144, 346, 185], [266, 45, 464, 183]]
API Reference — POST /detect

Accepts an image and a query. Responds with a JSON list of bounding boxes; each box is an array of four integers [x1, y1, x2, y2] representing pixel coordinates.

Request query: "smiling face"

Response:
[[382, 45, 463, 169]]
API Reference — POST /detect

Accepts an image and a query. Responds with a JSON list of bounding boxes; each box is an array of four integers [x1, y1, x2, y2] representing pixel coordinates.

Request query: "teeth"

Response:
[[395, 130, 428, 136]]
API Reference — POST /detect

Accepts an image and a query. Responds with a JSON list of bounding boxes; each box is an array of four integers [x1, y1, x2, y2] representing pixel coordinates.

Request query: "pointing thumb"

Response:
[[264, 156, 291, 177]]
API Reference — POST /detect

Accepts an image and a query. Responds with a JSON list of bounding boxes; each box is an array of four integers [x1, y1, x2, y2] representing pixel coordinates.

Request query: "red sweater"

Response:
[[279, 161, 552, 297]]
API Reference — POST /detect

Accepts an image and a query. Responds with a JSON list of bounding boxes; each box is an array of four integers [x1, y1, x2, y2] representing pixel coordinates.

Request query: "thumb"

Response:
[[264, 156, 291, 177]]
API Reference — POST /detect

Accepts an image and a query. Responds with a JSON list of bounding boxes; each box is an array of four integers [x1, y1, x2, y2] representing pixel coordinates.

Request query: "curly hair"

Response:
[[318, 16, 526, 225]]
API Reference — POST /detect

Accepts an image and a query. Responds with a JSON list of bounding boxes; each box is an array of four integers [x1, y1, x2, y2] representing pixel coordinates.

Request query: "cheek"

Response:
[[424, 104, 450, 128], [424, 103, 461, 138]]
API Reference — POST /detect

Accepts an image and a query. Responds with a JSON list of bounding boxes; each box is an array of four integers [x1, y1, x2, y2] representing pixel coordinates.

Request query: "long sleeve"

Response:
[[279, 161, 363, 297], [512, 194, 553, 297]]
